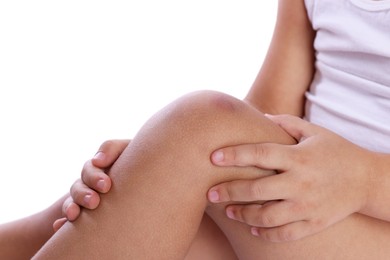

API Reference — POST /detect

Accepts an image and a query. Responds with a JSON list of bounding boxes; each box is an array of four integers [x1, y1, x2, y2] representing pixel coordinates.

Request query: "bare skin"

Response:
[[0, 195, 67, 259], [4, 1, 316, 257], [0, 141, 125, 260], [3, 0, 389, 259], [69, 131, 390, 259], [34, 91, 390, 260], [38, 0, 390, 259], [209, 114, 390, 242], [33, 90, 295, 259]]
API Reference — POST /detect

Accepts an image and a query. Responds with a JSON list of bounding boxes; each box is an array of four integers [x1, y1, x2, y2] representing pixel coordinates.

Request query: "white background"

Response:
[[0, 1, 277, 224]]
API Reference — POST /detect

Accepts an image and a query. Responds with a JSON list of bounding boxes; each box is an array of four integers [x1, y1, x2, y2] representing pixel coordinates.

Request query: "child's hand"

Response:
[[53, 139, 130, 232], [208, 115, 375, 242]]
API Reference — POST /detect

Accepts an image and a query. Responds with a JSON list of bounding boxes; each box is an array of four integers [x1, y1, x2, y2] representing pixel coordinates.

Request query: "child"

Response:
[[4, 0, 390, 258]]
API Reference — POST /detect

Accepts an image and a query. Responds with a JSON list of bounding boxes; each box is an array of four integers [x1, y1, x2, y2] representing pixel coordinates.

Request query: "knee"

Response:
[[154, 90, 294, 150], [134, 90, 249, 156], [186, 90, 243, 114], [162, 90, 247, 130], [128, 89, 291, 184]]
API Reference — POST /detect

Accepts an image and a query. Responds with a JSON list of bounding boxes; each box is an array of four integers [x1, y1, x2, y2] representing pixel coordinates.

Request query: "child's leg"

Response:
[[33, 90, 294, 259], [184, 214, 238, 260], [33, 91, 390, 259]]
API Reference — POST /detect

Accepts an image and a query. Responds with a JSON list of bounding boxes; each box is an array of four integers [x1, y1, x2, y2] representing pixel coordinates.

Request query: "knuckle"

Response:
[[227, 147, 237, 163], [81, 161, 92, 181], [258, 213, 274, 227], [101, 140, 115, 150], [291, 202, 306, 214], [232, 148, 237, 162], [233, 206, 245, 221], [263, 227, 298, 243], [299, 199, 317, 214], [311, 217, 326, 230], [69, 179, 79, 194], [70, 183, 84, 203], [72, 189, 82, 202], [225, 187, 234, 201], [62, 197, 72, 213], [239, 206, 253, 224], [248, 181, 263, 200], [291, 147, 308, 166], [277, 228, 296, 242], [299, 179, 313, 193], [81, 163, 99, 184], [254, 144, 268, 162], [261, 230, 274, 242]]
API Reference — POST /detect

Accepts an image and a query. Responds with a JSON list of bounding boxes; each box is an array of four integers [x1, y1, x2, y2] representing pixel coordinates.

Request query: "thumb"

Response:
[[92, 139, 130, 168]]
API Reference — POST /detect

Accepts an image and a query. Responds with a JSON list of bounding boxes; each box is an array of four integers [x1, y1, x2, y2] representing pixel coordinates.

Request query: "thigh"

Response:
[[34, 91, 390, 259], [34, 91, 295, 259], [185, 214, 237, 260], [207, 189, 390, 259]]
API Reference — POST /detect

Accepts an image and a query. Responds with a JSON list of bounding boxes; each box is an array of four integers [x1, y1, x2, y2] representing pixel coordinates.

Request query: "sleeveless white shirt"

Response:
[[304, 0, 390, 152]]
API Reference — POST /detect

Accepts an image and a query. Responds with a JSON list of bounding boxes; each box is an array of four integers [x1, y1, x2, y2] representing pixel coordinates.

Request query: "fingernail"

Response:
[[251, 227, 260, 236], [208, 190, 220, 202], [212, 151, 224, 163], [226, 208, 236, 220], [84, 194, 92, 205], [94, 152, 106, 161], [97, 179, 106, 191]]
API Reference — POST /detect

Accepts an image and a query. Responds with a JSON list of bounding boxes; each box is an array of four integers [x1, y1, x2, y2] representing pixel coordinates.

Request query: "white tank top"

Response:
[[304, 0, 390, 152]]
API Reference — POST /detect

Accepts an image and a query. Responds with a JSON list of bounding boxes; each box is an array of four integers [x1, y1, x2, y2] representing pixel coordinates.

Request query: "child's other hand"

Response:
[[208, 115, 374, 242], [53, 139, 130, 232]]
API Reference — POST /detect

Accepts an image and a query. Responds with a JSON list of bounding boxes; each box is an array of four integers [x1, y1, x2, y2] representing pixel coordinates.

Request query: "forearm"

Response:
[[0, 193, 67, 259], [360, 152, 390, 222]]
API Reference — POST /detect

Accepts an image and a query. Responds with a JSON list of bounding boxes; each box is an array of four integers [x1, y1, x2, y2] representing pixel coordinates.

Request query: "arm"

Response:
[[360, 151, 390, 221], [0, 195, 67, 259], [0, 139, 128, 259], [245, 0, 315, 116]]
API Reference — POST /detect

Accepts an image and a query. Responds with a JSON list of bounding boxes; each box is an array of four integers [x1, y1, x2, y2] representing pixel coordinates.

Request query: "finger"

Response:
[[53, 218, 67, 232], [81, 160, 112, 193], [62, 197, 80, 221], [208, 174, 293, 203], [265, 114, 320, 141], [226, 201, 303, 228], [211, 142, 293, 171], [70, 179, 101, 210], [92, 139, 130, 168], [251, 221, 314, 242]]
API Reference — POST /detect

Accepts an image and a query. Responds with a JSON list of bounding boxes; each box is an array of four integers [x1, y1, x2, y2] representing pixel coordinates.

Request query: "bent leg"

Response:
[[33, 90, 390, 259], [184, 214, 238, 260], [34, 90, 294, 259]]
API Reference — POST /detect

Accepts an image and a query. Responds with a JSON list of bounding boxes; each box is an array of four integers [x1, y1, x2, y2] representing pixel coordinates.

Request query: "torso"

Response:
[[304, 0, 390, 152]]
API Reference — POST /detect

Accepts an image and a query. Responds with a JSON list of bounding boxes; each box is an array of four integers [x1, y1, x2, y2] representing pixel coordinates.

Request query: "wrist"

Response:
[[359, 151, 390, 220]]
